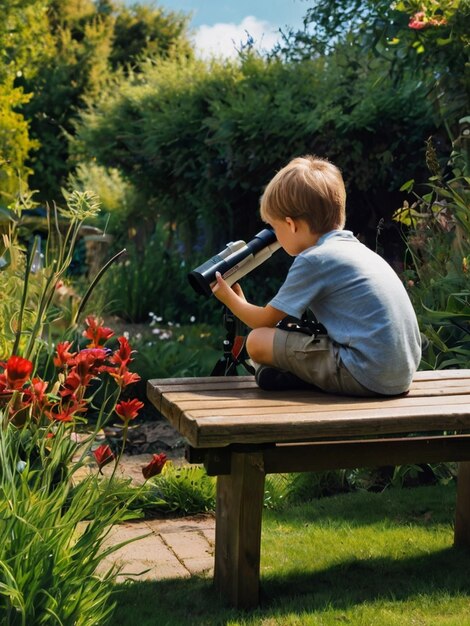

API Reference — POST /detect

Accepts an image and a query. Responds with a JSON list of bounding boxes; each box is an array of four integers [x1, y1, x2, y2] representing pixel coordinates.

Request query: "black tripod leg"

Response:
[[211, 358, 237, 376]]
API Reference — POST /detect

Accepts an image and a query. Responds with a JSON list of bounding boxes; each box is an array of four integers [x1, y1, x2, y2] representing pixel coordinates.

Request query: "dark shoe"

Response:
[[255, 365, 316, 391]]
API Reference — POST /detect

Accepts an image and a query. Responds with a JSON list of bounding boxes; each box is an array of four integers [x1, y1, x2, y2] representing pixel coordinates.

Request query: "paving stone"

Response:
[[144, 514, 215, 535], [201, 527, 216, 544], [97, 514, 219, 581], [121, 561, 191, 581], [160, 530, 212, 560], [99, 534, 190, 581], [181, 556, 214, 576]]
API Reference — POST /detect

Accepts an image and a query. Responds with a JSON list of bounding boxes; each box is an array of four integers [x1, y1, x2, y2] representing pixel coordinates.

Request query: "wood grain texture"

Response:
[[214, 451, 265, 608], [147, 371, 470, 448]]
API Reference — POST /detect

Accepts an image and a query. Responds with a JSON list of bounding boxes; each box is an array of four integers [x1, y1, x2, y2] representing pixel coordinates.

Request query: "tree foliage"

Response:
[[0, 0, 192, 204], [278, 0, 469, 128], [108, 2, 192, 70], [75, 50, 436, 258], [0, 0, 52, 199]]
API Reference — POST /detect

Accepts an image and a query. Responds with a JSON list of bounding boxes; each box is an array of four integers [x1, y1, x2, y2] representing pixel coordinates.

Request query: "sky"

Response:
[[129, 0, 309, 59]]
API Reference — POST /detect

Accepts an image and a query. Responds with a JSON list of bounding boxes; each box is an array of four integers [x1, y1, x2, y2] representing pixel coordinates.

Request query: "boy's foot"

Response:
[[255, 365, 317, 391]]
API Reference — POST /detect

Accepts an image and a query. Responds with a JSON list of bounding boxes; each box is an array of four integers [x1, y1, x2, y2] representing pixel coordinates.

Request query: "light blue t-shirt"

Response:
[[269, 230, 421, 395]]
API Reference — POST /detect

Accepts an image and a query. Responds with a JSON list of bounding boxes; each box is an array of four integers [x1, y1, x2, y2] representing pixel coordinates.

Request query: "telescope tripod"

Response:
[[211, 307, 255, 377]]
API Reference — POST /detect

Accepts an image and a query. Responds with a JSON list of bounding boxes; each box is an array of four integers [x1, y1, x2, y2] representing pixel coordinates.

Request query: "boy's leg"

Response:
[[246, 328, 319, 391], [245, 328, 276, 365], [248, 327, 377, 396]]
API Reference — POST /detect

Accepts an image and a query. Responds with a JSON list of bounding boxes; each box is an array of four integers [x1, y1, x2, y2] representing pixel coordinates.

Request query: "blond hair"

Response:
[[260, 155, 346, 233]]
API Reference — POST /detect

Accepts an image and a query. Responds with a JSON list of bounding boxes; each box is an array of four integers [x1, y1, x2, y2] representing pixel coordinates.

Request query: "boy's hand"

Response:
[[211, 271, 284, 329], [212, 271, 245, 305]]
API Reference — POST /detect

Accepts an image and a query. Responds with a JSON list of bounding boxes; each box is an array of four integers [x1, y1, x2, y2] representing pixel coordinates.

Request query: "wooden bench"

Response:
[[147, 370, 470, 609]]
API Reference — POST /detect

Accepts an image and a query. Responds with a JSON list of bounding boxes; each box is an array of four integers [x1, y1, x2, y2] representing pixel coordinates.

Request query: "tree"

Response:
[[277, 0, 469, 129], [0, 0, 52, 201], [16, 0, 192, 202], [108, 2, 192, 70]]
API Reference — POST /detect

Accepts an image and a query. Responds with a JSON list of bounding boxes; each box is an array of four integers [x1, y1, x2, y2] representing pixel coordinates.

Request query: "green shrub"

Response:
[[76, 51, 435, 257], [146, 463, 216, 515], [17, 0, 193, 203], [394, 133, 470, 369], [131, 325, 222, 380]]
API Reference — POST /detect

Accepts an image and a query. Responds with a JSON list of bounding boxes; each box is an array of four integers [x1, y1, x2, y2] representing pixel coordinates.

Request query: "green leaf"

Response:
[[436, 37, 453, 46], [400, 179, 415, 192], [392, 206, 421, 226]]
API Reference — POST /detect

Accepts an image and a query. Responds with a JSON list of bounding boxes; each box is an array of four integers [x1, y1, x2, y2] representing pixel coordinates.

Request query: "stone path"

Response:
[[77, 417, 217, 582], [98, 513, 215, 582], [97, 451, 216, 582]]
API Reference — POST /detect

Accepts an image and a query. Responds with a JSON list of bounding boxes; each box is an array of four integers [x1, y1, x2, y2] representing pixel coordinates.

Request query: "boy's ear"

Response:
[[285, 217, 297, 233]]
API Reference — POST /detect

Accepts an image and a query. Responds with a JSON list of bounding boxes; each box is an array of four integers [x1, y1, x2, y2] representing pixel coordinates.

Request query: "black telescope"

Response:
[[188, 228, 281, 297]]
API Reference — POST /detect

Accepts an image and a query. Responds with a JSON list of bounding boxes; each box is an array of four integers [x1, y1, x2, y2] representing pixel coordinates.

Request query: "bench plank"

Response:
[[181, 406, 470, 447], [149, 370, 470, 390], [186, 394, 470, 416]]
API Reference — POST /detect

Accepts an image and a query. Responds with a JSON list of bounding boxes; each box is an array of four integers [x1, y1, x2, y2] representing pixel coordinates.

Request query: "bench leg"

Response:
[[454, 461, 470, 548], [214, 451, 266, 608]]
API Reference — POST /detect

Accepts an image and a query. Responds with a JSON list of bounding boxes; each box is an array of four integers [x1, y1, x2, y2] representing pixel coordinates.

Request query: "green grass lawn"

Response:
[[112, 483, 470, 625]]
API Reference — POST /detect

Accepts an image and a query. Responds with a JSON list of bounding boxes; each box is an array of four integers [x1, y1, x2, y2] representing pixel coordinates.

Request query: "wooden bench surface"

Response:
[[147, 369, 470, 448]]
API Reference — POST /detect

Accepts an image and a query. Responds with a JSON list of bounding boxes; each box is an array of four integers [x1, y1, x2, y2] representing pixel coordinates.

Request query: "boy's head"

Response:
[[260, 155, 346, 234]]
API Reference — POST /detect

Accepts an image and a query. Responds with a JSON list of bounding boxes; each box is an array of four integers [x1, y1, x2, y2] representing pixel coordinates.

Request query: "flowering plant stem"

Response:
[[73, 247, 127, 325]]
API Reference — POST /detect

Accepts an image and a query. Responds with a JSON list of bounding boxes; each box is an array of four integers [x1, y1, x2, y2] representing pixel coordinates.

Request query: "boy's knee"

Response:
[[246, 327, 275, 364]]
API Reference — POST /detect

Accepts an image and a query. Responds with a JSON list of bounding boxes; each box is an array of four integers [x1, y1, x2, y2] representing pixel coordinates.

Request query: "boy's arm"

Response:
[[212, 271, 285, 329]]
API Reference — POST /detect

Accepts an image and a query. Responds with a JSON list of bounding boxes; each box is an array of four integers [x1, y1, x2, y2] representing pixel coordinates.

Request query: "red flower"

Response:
[[5, 356, 34, 390], [23, 377, 48, 409], [109, 336, 133, 368], [65, 348, 108, 389], [142, 453, 167, 479], [53, 341, 77, 368], [48, 399, 87, 423], [93, 444, 115, 472], [109, 369, 141, 389], [31, 377, 48, 399], [0, 372, 9, 394], [83, 315, 114, 348], [69, 348, 108, 369], [115, 398, 144, 422], [60, 370, 84, 398]]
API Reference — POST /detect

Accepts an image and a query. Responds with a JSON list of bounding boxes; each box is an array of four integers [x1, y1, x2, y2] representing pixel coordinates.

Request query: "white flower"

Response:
[[17, 460, 27, 473]]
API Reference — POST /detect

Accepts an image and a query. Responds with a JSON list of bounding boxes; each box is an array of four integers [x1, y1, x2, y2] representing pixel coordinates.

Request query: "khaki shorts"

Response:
[[272, 328, 380, 397]]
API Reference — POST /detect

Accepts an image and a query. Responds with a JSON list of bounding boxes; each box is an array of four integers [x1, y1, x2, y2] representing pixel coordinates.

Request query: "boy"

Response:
[[212, 155, 421, 396]]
